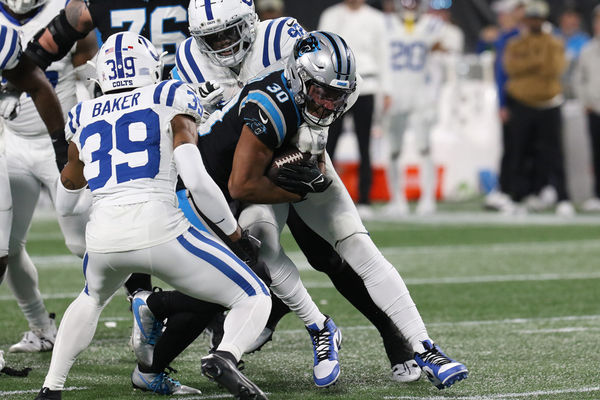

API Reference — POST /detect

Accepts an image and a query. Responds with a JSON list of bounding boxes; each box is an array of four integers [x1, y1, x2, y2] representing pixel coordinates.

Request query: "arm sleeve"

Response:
[[56, 178, 85, 216], [0, 26, 22, 71], [174, 143, 237, 235]]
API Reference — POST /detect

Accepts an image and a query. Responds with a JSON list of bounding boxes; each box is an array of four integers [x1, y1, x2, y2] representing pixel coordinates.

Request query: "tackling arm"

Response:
[[172, 114, 242, 241], [56, 142, 87, 216], [25, 0, 93, 70], [2, 54, 64, 134], [228, 125, 303, 204]]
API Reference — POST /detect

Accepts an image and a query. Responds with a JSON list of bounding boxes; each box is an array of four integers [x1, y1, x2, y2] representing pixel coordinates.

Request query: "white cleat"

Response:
[[131, 291, 163, 368], [556, 201, 576, 218], [391, 360, 422, 383], [132, 365, 201, 395], [381, 201, 409, 218], [581, 197, 600, 212], [9, 313, 57, 353], [416, 199, 436, 216]]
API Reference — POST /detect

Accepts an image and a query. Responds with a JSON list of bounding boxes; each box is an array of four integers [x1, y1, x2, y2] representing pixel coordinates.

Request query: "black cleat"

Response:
[[201, 353, 268, 400], [34, 387, 61, 400]]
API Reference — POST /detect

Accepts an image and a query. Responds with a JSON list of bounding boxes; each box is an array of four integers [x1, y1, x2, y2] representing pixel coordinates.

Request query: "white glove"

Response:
[[197, 80, 224, 114], [291, 123, 329, 156], [0, 88, 20, 120]]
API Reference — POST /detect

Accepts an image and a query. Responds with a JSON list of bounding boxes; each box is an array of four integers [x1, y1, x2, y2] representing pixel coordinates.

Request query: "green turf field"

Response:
[[1, 212, 600, 399]]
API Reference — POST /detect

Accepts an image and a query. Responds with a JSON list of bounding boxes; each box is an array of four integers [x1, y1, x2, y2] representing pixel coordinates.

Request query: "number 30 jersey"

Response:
[[197, 70, 301, 200], [65, 80, 203, 252]]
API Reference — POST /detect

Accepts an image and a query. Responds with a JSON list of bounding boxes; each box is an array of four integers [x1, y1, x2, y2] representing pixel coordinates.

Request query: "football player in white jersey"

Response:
[[0, 0, 98, 354], [382, 0, 446, 216], [0, 22, 65, 288], [34, 32, 270, 400]]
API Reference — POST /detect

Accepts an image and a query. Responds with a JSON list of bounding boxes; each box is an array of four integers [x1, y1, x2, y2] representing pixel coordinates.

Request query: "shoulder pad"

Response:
[[152, 80, 204, 124], [175, 38, 206, 84]]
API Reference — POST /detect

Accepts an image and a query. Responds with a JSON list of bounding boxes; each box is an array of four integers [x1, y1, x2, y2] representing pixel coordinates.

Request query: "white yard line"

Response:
[[0, 387, 87, 396], [518, 327, 600, 334], [384, 386, 600, 399]]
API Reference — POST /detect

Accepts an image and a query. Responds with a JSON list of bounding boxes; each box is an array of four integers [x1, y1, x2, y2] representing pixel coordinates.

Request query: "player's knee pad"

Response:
[[331, 210, 367, 244]]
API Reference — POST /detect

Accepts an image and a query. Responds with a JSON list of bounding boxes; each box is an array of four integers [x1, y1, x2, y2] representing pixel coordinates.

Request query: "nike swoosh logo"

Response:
[[258, 109, 269, 124]]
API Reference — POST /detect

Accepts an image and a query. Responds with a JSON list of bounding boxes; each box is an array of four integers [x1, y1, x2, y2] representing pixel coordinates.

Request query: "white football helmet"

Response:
[[188, 0, 258, 68], [394, 0, 428, 20], [95, 32, 163, 94], [285, 31, 357, 127], [0, 0, 46, 14]]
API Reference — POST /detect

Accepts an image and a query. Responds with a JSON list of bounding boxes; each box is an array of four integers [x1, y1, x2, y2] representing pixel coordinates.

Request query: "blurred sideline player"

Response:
[[0, 0, 97, 354], [34, 32, 270, 400], [382, 0, 446, 216], [1, 22, 65, 294], [25, 0, 193, 297], [169, 0, 419, 383]]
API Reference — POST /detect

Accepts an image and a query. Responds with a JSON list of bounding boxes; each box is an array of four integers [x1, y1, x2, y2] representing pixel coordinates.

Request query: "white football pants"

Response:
[[384, 109, 436, 205], [4, 129, 90, 331], [242, 153, 430, 353], [43, 226, 271, 390]]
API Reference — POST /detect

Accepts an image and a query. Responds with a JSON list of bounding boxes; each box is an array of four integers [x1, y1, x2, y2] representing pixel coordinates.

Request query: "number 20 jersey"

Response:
[[65, 80, 202, 252]]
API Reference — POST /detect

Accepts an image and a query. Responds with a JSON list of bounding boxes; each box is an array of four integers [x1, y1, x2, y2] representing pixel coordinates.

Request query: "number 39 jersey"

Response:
[[197, 70, 301, 200], [0, 0, 76, 137], [174, 16, 305, 100], [65, 80, 203, 252], [87, 0, 189, 69]]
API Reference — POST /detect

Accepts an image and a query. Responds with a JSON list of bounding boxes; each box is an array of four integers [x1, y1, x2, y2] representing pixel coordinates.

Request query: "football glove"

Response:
[[273, 161, 332, 196], [0, 85, 20, 120], [51, 129, 69, 171], [228, 229, 261, 269], [197, 80, 224, 114]]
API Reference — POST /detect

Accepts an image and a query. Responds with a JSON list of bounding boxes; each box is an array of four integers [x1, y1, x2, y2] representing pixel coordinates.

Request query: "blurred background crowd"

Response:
[[251, 0, 600, 219]]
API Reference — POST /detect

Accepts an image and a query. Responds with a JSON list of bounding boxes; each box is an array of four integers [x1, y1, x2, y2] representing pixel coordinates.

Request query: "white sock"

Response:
[[217, 294, 271, 361], [6, 250, 51, 330], [337, 234, 429, 353], [43, 292, 104, 390], [420, 155, 435, 205]]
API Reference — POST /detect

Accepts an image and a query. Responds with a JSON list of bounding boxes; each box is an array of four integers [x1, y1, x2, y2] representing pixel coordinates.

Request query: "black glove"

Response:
[[51, 129, 69, 172], [273, 161, 332, 196], [228, 229, 261, 269]]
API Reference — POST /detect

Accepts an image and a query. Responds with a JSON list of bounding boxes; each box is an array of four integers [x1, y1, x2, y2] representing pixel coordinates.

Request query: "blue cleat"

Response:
[[414, 340, 468, 389], [306, 316, 342, 387], [130, 291, 163, 368], [131, 365, 201, 395]]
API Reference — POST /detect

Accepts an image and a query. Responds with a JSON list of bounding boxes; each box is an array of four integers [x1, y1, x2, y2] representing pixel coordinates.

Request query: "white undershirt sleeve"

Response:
[[173, 143, 238, 235], [56, 179, 85, 216]]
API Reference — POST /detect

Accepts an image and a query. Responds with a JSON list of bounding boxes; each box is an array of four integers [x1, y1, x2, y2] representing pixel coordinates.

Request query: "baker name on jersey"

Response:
[[92, 93, 141, 117]]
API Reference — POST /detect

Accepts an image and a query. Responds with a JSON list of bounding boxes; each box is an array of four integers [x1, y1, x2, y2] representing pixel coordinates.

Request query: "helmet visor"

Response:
[[304, 81, 352, 126]]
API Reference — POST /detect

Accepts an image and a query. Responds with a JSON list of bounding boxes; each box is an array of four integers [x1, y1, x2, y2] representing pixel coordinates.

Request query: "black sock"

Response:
[[124, 273, 152, 296]]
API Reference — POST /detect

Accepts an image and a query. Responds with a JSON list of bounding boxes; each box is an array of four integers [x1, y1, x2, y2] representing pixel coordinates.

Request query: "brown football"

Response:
[[266, 146, 311, 180]]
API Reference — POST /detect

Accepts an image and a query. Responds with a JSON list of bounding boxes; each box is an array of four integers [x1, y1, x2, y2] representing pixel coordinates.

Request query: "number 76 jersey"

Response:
[[66, 80, 203, 206]]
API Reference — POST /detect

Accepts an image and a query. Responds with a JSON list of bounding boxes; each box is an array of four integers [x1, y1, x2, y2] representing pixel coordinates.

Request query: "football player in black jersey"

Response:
[[132, 31, 468, 393]]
